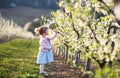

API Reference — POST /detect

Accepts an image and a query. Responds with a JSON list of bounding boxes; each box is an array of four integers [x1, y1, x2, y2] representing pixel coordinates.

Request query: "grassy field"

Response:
[[0, 39, 44, 78], [0, 39, 120, 78]]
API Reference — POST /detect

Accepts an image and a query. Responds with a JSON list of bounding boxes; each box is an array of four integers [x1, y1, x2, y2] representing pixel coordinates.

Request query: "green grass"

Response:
[[0, 39, 119, 78], [0, 39, 43, 78]]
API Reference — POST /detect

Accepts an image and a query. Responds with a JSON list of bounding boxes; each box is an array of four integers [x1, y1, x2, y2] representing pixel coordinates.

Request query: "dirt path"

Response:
[[45, 54, 83, 78]]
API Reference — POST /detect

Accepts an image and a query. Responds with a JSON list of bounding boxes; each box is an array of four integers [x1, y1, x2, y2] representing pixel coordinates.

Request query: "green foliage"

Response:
[[24, 16, 48, 34], [50, 0, 120, 77], [51, 0, 118, 62], [67, 58, 73, 65], [49, 23, 58, 29], [0, 39, 43, 78], [18, 73, 43, 78], [94, 66, 118, 78]]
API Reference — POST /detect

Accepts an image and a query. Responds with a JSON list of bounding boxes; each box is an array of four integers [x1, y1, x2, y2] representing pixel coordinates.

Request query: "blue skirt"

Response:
[[37, 50, 54, 64]]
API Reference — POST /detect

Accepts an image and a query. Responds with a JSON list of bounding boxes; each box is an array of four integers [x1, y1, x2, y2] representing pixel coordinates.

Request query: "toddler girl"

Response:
[[34, 26, 57, 76]]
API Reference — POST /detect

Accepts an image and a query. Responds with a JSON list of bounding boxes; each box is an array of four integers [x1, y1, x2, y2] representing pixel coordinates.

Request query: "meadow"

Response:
[[0, 39, 44, 78], [0, 7, 54, 78], [0, 15, 43, 78]]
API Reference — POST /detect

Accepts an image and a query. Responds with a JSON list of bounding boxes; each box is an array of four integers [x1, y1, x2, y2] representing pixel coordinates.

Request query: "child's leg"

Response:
[[40, 64, 48, 76], [40, 64, 44, 73]]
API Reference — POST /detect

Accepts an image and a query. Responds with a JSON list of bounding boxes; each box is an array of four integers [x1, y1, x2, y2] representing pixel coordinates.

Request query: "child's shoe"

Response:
[[40, 71, 49, 77]]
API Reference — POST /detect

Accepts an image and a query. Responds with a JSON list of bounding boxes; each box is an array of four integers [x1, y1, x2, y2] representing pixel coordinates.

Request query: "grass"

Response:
[[0, 38, 119, 78], [0, 39, 43, 78]]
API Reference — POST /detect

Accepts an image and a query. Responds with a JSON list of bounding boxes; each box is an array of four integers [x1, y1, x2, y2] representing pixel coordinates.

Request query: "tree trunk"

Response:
[[75, 51, 80, 65], [65, 46, 68, 60], [85, 58, 91, 71]]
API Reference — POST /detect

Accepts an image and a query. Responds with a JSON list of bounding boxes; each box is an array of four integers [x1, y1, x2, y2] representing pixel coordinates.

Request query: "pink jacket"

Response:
[[39, 33, 57, 51]]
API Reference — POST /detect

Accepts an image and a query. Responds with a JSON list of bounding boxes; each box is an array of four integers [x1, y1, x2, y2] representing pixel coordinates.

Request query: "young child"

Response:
[[34, 26, 57, 76]]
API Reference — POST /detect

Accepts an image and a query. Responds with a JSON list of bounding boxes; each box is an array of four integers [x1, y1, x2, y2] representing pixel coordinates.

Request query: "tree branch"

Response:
[[60, 6, 80, 39], [69, 12, 80, 39], [98, 0, 114, 15], [87, 22, 100, 43]]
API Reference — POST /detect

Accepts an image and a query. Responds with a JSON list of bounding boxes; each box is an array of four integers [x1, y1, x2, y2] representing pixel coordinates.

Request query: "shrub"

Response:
[[0, 16, 34, 42], [24, 16, 48, 34]]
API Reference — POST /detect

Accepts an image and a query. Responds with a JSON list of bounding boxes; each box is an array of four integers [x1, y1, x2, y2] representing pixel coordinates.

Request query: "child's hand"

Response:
[[54, 31, 59, 34]]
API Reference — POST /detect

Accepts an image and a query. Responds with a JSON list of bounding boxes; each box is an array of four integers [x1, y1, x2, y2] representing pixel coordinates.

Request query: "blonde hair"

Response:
[[34, 27, 40, 35]]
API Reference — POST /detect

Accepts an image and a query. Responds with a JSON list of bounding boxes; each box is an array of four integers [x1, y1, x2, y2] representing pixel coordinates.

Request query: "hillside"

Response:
[[0, 7, 51, 26]]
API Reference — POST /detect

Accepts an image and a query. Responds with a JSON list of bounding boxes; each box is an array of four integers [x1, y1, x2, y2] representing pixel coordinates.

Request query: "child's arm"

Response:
[[47, 32, 57, 40]]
